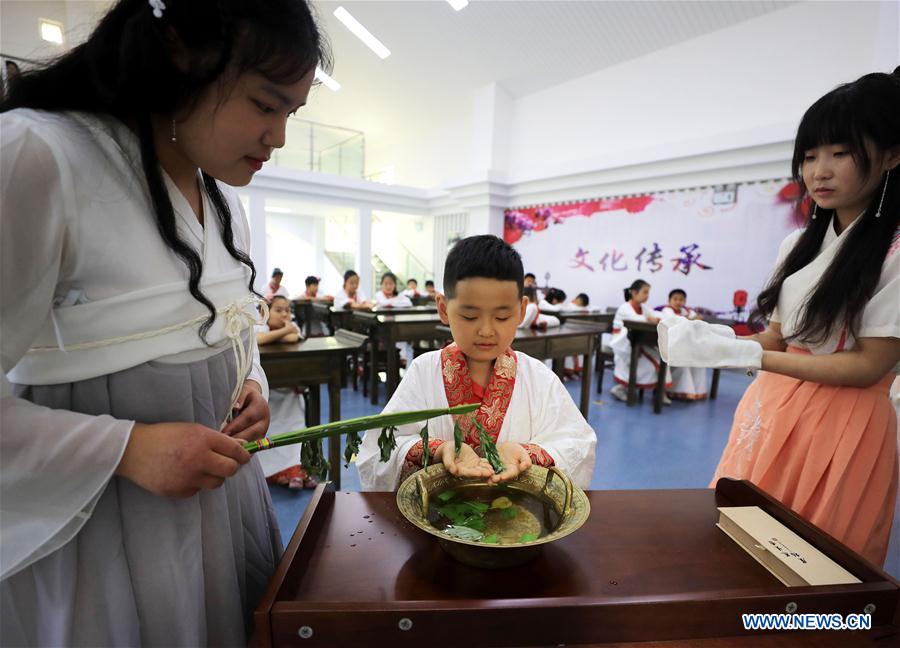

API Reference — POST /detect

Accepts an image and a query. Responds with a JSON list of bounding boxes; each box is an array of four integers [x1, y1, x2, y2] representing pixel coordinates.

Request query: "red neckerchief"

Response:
[[630, 300, 643, 315], [441, 342, 517, 444]]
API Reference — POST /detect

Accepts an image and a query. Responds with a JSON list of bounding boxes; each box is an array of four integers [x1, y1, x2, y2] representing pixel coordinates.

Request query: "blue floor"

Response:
[[269, 370, 900, 578]]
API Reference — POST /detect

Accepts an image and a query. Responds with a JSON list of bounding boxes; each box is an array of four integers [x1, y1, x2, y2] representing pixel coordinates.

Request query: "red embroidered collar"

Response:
[[441, 343, 517, 444]]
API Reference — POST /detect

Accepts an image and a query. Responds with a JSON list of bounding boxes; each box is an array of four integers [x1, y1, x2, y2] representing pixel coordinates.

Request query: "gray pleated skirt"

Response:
[[1, 350, 282, 647]]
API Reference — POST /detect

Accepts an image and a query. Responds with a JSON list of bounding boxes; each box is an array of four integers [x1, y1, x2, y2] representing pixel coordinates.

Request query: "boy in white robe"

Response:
[[357, 235, 596, 491], [660, 289, 709, 400], [519, 286, 561, 330]]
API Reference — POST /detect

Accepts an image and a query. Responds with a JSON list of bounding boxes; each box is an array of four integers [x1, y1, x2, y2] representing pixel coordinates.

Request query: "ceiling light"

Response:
[[39, 19, 64, 45], [333, 6, 390, 59], [315, 66, 341, 92], [447, 0, 469, 10]]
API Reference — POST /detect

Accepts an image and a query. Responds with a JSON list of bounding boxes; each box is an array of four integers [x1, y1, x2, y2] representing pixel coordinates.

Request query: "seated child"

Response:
[[660, 289, 709, 401], [563, 293, 590, 311], [357, 235, 596, 490], [424, 280, 437, 299], [608, 279, 672, 404], [374, 272, 414, 309], [401, 278, 421, 299], [519, 286, 561, 329], [539, 287, 567, 313], [334, 269, 374, 310], [254, 296, 316, 489], [374, 272, 414, 364]]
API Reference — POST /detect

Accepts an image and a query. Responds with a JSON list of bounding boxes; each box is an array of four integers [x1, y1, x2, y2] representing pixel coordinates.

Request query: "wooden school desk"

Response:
[[258, 330, 367, 489]]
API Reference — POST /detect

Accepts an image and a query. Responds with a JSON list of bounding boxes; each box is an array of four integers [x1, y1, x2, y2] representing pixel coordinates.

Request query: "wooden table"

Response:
[[321, 304, 437, 336], [353, 311, 451, 404], [291, 298, 333, 338], [555, 309, 614, 326], [252, 478, 900, 647], [511, 322, 606, 418], [258, 330, 368, 489], [556, 313, 615, 394], [623, 321, 721, 414]]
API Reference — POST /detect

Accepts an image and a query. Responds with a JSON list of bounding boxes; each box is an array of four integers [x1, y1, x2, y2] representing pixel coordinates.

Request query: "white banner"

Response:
[[505, 180, 801, 317]]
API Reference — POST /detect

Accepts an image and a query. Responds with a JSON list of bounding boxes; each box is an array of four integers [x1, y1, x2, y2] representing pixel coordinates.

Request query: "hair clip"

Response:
[[149, 0, 166, 19]]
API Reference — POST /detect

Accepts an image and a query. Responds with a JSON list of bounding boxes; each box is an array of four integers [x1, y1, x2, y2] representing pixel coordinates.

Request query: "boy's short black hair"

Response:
[[575, 292, 590, 306], [272, 268, 283, 277], [443, 235, 524, 299], [305, 275, 319, 287], [524, 272, 536, 281], [546, 288, 567, 303], [407, 278, 418, 285], [669, 288, 687, 300], [343, 270, 358, 283], [425, 280, 435, 287]]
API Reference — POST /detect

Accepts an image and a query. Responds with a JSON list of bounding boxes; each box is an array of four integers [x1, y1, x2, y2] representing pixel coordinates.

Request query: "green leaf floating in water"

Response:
[[443, 526, 484, 542], [518, 532, 538, 543], [436, 490, 457, 503], [501, 506, 518, 520], [343, 431, 362, 467], [481, 534, 499, 544]]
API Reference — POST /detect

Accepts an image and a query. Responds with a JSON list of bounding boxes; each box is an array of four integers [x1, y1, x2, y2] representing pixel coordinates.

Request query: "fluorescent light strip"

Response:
[[315, 66, 341, 92], [447, 0, 468, 10], [333, 6, 391, 59]]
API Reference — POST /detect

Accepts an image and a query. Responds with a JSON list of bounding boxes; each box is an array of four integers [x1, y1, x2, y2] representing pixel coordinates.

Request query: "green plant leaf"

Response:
[[419, 421, 430, 468], [518, 532, 538, 543], [343, 431, 362, 467], [300, 438, 328, 481], [481, 534, 498, 544], [501, 506, 518, 519], [453, 421, 463, 456], [476, 421, 504, 474], [377, 426, 398, 462]]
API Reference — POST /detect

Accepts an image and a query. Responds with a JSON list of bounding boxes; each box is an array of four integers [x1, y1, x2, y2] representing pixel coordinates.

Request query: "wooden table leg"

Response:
[[328, 374, 342, 490], [627, 342, 639, 406], [653, 359, 668, 414], [386, 329, 399, 401], [308, 384, 321, 426], [551, 358, 565, 380], [580, 344, 594, 418], [710, 368, 721, 400], [369, 338, 379, 405]]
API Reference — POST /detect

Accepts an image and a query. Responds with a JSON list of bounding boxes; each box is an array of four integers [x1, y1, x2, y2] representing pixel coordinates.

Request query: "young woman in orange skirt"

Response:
[[711, 70, 900, 566]]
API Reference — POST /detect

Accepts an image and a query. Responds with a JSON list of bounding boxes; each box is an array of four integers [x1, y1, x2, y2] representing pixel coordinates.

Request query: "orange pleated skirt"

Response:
[[711, 347, 898, 566]]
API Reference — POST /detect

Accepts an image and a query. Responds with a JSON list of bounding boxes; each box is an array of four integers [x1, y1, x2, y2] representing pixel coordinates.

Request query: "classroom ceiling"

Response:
[[314, 0, 795, 98]]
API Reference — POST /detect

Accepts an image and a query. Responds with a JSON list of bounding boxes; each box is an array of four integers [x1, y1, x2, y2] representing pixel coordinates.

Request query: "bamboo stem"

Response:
[[243, 403, 480, 453]]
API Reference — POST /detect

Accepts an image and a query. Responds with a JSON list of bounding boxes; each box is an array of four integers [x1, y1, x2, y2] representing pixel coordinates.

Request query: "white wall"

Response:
[[506, 1, 896, 185], [0, 1, 108, 62]]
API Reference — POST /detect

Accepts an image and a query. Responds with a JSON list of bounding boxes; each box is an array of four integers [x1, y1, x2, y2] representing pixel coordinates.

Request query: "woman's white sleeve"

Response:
[[1, 114, 133, 579]]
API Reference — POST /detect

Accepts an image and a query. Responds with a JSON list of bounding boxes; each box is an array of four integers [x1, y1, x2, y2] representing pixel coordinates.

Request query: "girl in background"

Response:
[[374, 272, 414, 365], [661, 289, 709, 401], [334, 269, 374, 310], [255, 296, 316, 489], [609, 280, 670, 403]]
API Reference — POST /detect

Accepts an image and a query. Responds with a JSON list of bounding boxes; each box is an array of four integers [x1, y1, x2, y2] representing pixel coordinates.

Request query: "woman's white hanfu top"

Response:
[[772, 216, 899, 358], [1, 109, 267, 579]]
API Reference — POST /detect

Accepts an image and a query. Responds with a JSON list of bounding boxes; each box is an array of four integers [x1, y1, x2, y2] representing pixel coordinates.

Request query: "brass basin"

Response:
[[396, 464, 590, 569]]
